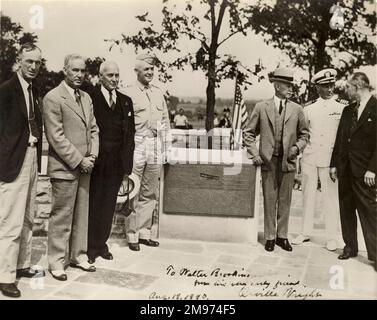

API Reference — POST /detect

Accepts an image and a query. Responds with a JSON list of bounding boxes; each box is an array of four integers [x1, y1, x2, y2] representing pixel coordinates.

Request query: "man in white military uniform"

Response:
[[292, 68, 345, 250], [124, 54, 171, 251]]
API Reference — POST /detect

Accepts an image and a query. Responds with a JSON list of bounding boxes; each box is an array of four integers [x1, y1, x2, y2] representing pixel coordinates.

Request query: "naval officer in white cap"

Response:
[[292, 68, 346, 250]]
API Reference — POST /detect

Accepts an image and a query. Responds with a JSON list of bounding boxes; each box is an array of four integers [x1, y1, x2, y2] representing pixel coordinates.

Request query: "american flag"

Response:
[[231, 78, 248, 149]]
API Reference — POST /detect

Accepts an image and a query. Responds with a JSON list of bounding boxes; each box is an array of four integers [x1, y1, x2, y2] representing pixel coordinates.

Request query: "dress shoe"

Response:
[[100, 251, 113, 260], [0, 283, 21, 298], [128, 242, 140, 251], [264, 240, 275, 252], [291, 234, 310, 245], [276, 237, 293, 251], [338, 250, 357, 260], [139, 239, 159, 247], [326, 239, 338, 251], [16, 267, 45, 278], [69, 261, 96, 272], [50, 270, 67, 281]]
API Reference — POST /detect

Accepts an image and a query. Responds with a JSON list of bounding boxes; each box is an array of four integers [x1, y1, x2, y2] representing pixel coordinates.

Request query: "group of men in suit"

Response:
[[0, 45, 167, 298], [0, 43, 375, 298], [244, 67, 376, 272]]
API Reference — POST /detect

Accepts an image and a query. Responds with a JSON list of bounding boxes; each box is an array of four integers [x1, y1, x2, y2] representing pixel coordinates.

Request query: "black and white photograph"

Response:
[[0, 0, 376, 303]]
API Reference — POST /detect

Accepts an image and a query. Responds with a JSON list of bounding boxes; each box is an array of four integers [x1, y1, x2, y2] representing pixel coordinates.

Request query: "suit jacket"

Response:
[[244, 98, 309, 172], [89, 86, 135, 175], [43, 81, 99, 180], [330, 95, 376, 177], [0, 74, 43, 182]]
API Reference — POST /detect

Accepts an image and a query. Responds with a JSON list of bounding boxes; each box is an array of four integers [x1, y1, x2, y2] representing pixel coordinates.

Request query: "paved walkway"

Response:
[[1, 190, 376, 300]]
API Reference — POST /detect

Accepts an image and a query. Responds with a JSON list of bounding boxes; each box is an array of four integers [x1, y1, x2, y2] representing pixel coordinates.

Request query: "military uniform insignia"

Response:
[[335, 97, 349, 105], [304, 99, 317, 107]]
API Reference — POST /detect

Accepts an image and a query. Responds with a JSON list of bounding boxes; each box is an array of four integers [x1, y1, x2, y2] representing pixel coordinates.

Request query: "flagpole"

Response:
[[230, 66, 239, 150]]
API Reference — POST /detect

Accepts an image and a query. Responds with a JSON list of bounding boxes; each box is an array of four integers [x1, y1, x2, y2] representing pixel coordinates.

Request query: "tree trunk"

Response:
[[205, 59, 216, 132]]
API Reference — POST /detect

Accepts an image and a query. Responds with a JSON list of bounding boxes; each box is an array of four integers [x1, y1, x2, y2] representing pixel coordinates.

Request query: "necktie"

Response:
[[350, 102, 359, 132], [279, 100, 284, 115], [74, 89, 86, 122], [108, 90, 115, 110], [145, 85, 152, 102], [27, 84, 39, 138]]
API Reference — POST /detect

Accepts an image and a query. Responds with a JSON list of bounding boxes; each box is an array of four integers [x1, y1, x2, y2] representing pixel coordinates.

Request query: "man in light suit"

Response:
[[244, 67, 309, 252], [330, 72, 376, 271], [87, 61, 135, 263], [0, 44, 45, 298], [292, 68, 346, 251], [43, 54, 99, 281]]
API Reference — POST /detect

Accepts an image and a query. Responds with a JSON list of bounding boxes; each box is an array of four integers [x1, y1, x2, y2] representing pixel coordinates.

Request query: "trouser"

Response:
[[126, 136, 161, 243], [261, 156, 295, 240], [0, 147, 37, 283], [88, 151, 123, 258], [48, 174, 90, 271], [301, 162, 341, 242], [338, 174, 377, 262]]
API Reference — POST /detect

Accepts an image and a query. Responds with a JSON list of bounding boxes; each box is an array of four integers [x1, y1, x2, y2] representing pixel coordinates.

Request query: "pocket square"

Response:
[[128, 111, 132, 116], [368, 118, 372, 122]]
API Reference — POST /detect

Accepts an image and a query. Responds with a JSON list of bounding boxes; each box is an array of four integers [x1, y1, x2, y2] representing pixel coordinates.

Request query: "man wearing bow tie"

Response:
[[87, 61, 135, 263], [123, 54, 171, 252], [244, 67, 309, 252], [0, 44, 44, 298], [43, 54, 99, 280], [330, 72, 376, 271]]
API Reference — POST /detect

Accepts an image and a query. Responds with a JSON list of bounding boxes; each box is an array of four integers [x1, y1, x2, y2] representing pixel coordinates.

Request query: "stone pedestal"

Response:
[[158, 147, 260, 245]]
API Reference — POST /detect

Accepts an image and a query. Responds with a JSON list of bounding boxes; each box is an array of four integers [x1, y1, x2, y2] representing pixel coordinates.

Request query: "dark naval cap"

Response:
[[136, 53, 157, 65], [312, 68, 337, 85]]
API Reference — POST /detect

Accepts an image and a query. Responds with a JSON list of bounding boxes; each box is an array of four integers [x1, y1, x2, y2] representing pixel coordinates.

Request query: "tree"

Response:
[[0, 13, 38, 83], [107, 0, 263, 132], [248, 0, 376, 101]]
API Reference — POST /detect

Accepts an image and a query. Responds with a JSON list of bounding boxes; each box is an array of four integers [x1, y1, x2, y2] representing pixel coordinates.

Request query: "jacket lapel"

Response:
[[284, 100, 294, 123], [59, 82, 87, 124], [12, 75, 28, 120], [265, 98, 276, 133], [352, 96, 375, 135]]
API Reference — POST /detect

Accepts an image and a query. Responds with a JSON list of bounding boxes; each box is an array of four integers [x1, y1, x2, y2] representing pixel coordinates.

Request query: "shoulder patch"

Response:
[[335, 98, 349, 105], [304, 99, 317, 107]]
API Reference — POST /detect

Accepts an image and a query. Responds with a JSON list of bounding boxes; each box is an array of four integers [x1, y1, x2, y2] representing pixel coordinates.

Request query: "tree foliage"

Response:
[[247, 0, 376, 101], [0, 13, 38, 83], [107, 0, 264, 131], [0, 13, 105, 96]]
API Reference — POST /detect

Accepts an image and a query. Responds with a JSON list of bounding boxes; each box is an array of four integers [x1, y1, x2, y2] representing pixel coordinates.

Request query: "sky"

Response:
[[1, 0, 375, 100]]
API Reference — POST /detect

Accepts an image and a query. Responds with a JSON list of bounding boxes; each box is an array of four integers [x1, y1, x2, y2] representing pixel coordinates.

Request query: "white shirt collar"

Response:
[[63, 81, 77, 100], [358, 93, 372, 118], [137, 80, 151, 91], [17, 72, 31, 92], [101, 85, 116, 107], [317, 96, 335, 106], [273, 95, 286, 112]]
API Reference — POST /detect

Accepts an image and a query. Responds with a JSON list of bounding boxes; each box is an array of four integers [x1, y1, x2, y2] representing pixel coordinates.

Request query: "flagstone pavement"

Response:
[[1, 189, 376, 300]]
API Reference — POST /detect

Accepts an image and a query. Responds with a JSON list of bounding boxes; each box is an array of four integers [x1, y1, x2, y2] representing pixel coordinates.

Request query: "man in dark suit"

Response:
[[330, 72, 376, 271], [0, 44, 45, 298], [87, 61, 135, 263], [244, 67, 309, 252]]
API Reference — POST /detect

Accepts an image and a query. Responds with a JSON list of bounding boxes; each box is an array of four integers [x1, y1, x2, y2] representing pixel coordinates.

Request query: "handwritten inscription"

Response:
[[159, 265, 324, 300]]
